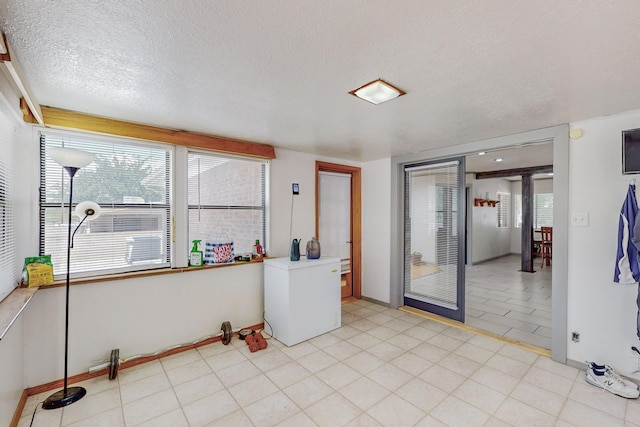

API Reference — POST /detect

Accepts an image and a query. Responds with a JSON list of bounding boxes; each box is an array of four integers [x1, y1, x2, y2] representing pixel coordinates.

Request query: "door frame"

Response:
[[402, 157, 466, 322], [315, 161, 362, 299], [389, 124, 569, 364]]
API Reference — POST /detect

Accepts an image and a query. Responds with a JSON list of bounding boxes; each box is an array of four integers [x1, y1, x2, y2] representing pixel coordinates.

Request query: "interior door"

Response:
[[316, 162, 361, 299], [403, 158, 465, 321]]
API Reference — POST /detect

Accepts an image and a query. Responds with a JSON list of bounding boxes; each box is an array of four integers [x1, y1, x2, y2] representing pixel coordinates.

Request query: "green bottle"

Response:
[[189, 240, 203, 266]]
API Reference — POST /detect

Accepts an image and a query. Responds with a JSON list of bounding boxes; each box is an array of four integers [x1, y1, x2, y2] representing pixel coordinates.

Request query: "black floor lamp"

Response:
[[43, 147, 99, 410]]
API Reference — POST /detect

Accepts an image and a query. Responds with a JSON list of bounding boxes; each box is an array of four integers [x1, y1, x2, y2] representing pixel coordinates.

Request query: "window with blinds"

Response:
[[187, 152, 267, 256], [514, 194, 523, 228], [534, 193, 554, 228], [497, 192, 510, 228], [513, 193, 553, 228], [40, 133, 171, 278], [0, 106, 16, 301]]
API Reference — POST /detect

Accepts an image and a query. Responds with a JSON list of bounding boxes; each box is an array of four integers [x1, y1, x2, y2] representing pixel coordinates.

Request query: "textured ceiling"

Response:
[[2, 1, 640, 162]]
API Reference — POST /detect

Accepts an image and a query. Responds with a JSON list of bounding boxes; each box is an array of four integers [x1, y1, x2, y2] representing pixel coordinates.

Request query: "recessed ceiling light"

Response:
[[494, 158, 503, 162], [349, 79, 405, 105], [478, 152, 486, 156]]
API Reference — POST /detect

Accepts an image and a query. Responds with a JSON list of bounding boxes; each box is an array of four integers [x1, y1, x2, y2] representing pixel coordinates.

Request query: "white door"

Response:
[[318, 171, 353, 298]]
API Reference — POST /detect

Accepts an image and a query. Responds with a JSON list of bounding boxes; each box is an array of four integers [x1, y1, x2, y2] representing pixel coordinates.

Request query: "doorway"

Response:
[[402, 157, 466, 322], [390, 125, 569, 363], [316, 161, 361, 299]]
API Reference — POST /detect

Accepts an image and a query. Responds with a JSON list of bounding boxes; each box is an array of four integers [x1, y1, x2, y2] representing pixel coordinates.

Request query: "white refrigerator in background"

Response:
[[264, 257, 341, 346]]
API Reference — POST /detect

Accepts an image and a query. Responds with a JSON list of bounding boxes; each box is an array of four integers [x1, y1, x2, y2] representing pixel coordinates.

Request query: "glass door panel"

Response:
[[403, 158, 465, 322]]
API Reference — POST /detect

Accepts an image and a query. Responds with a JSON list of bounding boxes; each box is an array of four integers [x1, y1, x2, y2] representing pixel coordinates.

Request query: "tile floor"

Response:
[[465, 254, 552, 349], [19, 298, 640, 426]]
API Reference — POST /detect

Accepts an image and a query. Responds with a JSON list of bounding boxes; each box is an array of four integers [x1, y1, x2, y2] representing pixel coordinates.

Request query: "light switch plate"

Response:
[[571, 213, 589, 227]]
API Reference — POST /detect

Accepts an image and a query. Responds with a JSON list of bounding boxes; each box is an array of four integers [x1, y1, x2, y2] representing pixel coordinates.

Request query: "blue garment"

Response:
[[614, 183, 640, 284]]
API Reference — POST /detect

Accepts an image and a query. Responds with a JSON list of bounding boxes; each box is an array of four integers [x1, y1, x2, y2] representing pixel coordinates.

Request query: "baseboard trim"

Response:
[[24, 322, 264, 397], [10, 389, 28, 427]]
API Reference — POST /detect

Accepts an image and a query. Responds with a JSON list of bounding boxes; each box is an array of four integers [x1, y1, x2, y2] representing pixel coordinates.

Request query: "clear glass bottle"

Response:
[[306, 237, 320, 259]]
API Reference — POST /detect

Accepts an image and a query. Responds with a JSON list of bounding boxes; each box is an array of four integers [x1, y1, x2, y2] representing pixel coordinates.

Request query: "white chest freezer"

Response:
[[264, 257, 341, 346]]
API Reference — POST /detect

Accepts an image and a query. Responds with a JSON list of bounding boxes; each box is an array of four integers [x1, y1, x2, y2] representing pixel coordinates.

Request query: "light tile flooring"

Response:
[[465, 254, 552, 350], [19, 299, 640, 426]]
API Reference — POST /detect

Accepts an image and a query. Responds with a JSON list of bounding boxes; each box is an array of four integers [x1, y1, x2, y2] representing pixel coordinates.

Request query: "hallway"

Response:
[[465, 254, 552, 349]]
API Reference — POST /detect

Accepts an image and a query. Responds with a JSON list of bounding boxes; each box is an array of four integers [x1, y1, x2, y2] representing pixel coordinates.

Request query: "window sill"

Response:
[[0, 287, 38, 340], [32, 258, 267, 290]]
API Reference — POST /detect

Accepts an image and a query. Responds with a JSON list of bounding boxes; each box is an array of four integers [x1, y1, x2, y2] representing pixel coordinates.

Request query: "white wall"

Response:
[[269, 148, 361, 258], [469, 178, 512, 263], [23, 264, 264, 386], [0, 73, 35, 426], [0, 316, 24, 426], [566, 110, 640, 376], [362, 158, 391, 303]]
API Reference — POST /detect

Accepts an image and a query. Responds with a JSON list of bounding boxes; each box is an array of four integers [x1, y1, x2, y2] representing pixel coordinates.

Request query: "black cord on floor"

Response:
[[29, 401, 44, 427], [262, 311, 274, 340]]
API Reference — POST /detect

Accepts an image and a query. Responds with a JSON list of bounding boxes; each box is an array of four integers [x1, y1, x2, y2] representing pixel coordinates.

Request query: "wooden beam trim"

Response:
[[0, 33, 10, 61], [39, 106, 276, 159], [19, 98, 37, 123], [475, 164, 553, 180]]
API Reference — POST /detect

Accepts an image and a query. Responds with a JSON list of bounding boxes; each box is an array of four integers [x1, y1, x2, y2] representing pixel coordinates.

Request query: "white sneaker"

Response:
[[586, 364, 639, 398], [588, 362, 639, 390]]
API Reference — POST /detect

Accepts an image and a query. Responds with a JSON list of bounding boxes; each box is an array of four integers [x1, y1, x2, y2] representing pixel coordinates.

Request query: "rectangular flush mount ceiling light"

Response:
[[349, 79, 406, 105]]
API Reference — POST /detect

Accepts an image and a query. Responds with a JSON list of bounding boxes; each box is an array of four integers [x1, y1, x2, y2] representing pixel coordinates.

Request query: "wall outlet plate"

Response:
[[570, 213, 589, 227]]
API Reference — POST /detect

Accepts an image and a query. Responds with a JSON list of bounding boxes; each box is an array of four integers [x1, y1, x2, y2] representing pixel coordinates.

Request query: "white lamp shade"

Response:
[[49, 147, 95, 168], [74, 201, 101, 220]]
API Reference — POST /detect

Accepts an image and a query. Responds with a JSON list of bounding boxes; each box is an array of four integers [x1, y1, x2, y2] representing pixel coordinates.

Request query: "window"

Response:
[[496, 192, 510, 228], [513, 193, 553, 229], [436, 185, 458, 236], [187, 152, 267, 256], [40, 132, 171, 278], [514, 194, 523, 228], [0, 106, 16, 301], [40, 130, 270, 279], [534, 193, 554, 228]]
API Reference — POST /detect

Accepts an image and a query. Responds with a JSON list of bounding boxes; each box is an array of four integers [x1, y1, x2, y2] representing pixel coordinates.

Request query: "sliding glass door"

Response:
[[403, 158, 465, 322]]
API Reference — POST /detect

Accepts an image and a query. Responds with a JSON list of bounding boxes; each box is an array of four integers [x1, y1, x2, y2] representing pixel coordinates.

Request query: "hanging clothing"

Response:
[[614, 183, 640, 284]]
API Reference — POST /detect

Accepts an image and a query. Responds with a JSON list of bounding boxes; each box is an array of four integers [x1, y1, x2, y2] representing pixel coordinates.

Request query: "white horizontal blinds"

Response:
[[514, 194, 523, 228], [534, 193, 553, 228], [40, 132, 171, 278], [404, 162, 459, 307], [0, 106, 16, 301], [318, 172, 351, 272], [187, 152, 266, 255], [497, 192, 510, 228]]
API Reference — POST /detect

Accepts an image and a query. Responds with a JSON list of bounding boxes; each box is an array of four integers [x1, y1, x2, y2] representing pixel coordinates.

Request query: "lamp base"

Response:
[[42, 386, 86, 410]]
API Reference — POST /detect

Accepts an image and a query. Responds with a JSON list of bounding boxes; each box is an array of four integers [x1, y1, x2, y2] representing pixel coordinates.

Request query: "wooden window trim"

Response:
[[34, 258, 266, 289], [23, 101, 276, 159]]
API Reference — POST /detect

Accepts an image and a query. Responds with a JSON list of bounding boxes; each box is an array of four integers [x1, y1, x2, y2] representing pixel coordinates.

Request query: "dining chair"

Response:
[[540, 226, 552, 267]]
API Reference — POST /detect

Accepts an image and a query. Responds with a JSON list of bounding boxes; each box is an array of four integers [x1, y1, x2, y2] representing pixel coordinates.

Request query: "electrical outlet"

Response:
[[571, 332, 580, 342]]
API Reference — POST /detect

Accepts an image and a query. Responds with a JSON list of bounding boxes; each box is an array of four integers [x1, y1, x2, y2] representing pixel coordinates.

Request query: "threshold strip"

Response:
[[399, 306, 551, 358]]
